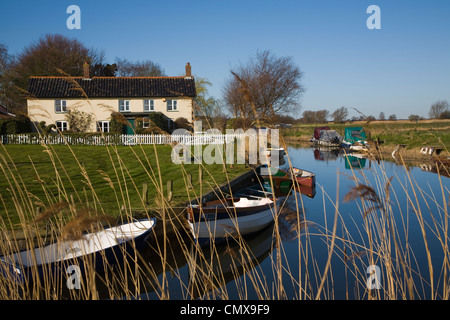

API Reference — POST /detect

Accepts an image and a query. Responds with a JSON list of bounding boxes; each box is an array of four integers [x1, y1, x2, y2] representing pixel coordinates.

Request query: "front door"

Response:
[[126, 119, 135, 135]]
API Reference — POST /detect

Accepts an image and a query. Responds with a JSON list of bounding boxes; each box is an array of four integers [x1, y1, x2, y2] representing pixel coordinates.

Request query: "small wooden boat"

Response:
[[187, 197, 279, 246], [259, 147, 285, 158], [259, 165, 316, 188], [0, 218, 156, 283]]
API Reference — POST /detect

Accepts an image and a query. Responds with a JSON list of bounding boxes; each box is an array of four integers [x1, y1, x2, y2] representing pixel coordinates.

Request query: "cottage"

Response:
[[26, 63, 196, 133]]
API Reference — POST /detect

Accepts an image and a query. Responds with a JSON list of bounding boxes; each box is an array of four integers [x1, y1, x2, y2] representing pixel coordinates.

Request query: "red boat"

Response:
[[259, 166, 316, 188]]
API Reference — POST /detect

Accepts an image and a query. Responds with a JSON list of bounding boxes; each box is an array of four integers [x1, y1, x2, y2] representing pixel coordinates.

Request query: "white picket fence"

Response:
[[1, 133, 245, 146]]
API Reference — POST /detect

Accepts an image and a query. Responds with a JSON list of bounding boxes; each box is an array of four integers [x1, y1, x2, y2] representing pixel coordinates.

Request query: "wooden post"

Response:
[[198, 166, 203, 183], [187, 173, 193, 190], [142, 182, 148, 205], [167, 180, 173, 202], [199, 166, 202, 197]]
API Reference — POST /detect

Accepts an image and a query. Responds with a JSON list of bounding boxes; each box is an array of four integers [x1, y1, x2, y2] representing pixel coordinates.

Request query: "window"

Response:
[[167, 119, 174, 131], [167, 99, 177, 111], [55, 100, 67, 113], [142, 117, 150, 129], [144, 99, 154, 112], [119, 100, 130, 112], [56, 121, 68, 132], [97, 121, 110, 133]]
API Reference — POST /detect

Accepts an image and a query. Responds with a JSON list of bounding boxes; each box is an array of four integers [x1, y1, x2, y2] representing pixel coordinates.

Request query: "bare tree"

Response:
[[331, 106, 348, 123], [115, 58, 165, 77], [301, 109, 329, 123], [429, 100, 449, 119], [388, 114, 397, 121], [4, 34, 104, 114], [223, 50, 304, 125]]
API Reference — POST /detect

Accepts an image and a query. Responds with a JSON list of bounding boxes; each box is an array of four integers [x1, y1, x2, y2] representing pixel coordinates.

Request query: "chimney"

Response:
[[83, 61, 90, 79], [185, 62, 191, 77]]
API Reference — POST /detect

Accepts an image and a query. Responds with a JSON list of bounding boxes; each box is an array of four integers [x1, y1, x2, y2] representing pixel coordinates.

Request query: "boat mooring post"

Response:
[[142, 182, 149, 205], [167, 180, 173, 202]]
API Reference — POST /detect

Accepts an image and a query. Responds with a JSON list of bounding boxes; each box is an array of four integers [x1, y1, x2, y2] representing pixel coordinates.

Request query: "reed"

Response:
[[0, 77, 449, 300], [1, 131, 449, 300]]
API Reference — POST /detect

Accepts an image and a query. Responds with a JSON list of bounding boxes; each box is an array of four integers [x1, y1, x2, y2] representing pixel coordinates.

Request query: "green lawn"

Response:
[[0, 144, 248, 226]]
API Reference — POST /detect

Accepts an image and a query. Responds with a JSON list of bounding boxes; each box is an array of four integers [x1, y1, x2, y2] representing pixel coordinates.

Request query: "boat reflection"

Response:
[[188, 222, 274, 299], [313, 147, 340, 162], [344, 154, 367, 170]]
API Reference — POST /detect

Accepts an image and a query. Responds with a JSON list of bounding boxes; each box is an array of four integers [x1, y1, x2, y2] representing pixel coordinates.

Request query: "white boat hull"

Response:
[[188, 198, 279, 245]]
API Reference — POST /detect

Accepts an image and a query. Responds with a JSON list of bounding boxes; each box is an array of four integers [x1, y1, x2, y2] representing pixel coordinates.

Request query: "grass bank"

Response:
[[282, 119, 450, 153], [0, 144, 248, 227]]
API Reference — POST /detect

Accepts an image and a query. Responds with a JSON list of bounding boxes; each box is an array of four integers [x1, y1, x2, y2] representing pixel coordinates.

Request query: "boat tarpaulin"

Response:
[[313, 126, 330, 140], [344, 127, 366, 143], [319, 130, 343, 144]]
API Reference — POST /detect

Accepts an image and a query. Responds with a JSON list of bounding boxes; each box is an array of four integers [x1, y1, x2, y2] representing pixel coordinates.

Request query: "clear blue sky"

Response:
[[1, 0, 449, 119]]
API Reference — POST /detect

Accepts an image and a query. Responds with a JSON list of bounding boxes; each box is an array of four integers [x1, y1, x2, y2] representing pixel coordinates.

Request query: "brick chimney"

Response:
[[185, 62, 191, 77], [83, 61, 90, 79]]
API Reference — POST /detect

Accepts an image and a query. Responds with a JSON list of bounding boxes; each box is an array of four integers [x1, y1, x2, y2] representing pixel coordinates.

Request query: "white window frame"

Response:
[[143, 99, 154, 112], [55, 100, 67, 113], [167, 99, 177, 111], [56, 121, 68, 132], [142, 117, 150, 129], [97, 121, 110, 133], [119, 99, 130, 112]]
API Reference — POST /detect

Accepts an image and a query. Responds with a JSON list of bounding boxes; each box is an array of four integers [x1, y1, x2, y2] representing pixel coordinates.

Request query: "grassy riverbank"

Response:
[[0, 139, 449, 300], [0, 144, 248, 227], [282, 119, 450, 153]]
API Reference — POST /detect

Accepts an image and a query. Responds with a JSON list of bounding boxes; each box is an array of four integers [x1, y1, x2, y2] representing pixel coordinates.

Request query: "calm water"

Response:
[[108, 145, 449, 300]]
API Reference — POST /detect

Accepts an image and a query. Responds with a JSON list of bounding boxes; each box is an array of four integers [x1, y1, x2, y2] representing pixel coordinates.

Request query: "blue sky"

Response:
[[1, 0, 449, 119]]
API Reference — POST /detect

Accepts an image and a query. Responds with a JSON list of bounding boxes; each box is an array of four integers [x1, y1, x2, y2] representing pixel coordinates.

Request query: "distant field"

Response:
[[282, 119, 450, 150]]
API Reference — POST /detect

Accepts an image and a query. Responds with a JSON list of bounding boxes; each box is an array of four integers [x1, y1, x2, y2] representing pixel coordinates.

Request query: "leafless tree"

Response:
[[3, 34, 104, 114], [223, 50, 304, 126], [301, 109, 329, 123], [429, 100, 449, 119], [331, 106, 348, 123], [115, 58, 165, 77]]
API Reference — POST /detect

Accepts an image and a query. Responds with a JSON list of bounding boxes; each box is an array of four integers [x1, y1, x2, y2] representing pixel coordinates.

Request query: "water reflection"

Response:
[[89, 145, 449, 300], [188, 223, 274, 299]]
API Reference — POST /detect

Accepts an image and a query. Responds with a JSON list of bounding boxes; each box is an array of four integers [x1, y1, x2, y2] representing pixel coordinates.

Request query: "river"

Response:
[[96, 144, 449, 300]]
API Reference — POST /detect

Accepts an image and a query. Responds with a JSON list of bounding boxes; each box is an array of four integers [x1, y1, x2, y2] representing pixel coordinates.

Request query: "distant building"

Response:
[[26, 62, 196, 133]]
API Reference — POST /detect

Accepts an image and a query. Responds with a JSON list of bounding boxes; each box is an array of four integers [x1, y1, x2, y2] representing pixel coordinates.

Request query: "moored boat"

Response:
[[259, 165, 316, 188], [259, 147, 285, 158], [187, 197, 279, 246], [310, 126, 330, 144], [0, 218, 156, 283], [341, 127, 370, 152]]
